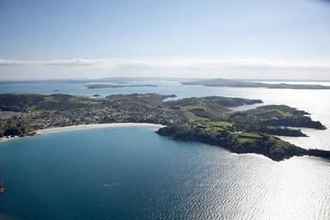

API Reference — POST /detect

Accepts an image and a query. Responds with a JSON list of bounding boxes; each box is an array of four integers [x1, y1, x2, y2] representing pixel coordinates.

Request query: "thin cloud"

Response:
[[0, 59, 100, 66], [0, 57, 330, 80], [1, 57, 329, 68]]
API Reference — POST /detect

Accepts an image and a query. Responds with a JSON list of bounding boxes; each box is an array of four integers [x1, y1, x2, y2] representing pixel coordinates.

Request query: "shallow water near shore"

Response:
[[1, 80, 330, 219], [0, 127, 329, 220]]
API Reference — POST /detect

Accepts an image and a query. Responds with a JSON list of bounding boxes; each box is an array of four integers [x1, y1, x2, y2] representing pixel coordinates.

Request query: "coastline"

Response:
[[0, 136, 20, 143], [0, 123, 165, 143]]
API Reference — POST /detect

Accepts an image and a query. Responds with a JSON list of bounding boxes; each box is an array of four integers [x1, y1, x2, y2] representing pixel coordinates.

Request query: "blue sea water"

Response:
[[0, 80, 330, 219], [0, 127, 329, 220]]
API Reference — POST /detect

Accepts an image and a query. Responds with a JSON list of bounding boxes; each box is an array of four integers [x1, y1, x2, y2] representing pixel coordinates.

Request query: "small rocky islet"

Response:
[[0, 93, 329, 161]]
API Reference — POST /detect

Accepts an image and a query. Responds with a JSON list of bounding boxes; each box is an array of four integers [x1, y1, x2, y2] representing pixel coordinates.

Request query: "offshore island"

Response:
[[85, 83, 158, 89], [0, 93, 329, 161], [182, 78, 330, 90]]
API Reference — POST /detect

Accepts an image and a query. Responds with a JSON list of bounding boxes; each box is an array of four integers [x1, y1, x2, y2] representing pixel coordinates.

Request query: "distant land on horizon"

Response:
[[182, 78, 330, 90]]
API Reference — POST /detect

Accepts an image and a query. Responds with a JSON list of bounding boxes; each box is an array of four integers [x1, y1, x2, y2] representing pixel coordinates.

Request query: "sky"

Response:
[[0, 0, 330, 81]]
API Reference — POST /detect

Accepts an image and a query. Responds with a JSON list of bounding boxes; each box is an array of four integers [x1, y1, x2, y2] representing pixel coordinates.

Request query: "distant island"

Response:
[[0, 93, 329, 161], [182, 78, 330, 90], [86, 83, 158, 89]]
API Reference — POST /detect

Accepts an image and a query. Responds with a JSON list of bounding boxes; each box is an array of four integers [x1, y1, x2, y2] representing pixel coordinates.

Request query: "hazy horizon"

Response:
[[2, 76, 330, 83], [1, 0, 330, 80]]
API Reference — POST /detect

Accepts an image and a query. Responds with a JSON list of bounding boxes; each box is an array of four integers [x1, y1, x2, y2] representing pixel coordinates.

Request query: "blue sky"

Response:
[[0, 0, 330, 80]]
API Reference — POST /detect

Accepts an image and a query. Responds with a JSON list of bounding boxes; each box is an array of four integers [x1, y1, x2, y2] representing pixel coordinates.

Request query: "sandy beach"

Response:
[[0, 123, 165, 143], [36, 123, 165, 135], [0, 136, 19, 143]]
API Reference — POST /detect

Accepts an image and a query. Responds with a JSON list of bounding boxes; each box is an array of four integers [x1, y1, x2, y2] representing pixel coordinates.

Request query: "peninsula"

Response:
[[0, 93, 329, 161]]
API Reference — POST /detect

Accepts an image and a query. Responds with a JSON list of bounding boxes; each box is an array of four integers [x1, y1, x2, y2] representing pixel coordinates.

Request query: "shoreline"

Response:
[[0, 123, 165, 143]]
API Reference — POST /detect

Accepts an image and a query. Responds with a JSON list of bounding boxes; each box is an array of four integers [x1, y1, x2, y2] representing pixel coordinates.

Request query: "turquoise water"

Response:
[[0, 127, 329, 220], [1, 81, 330, 219]]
